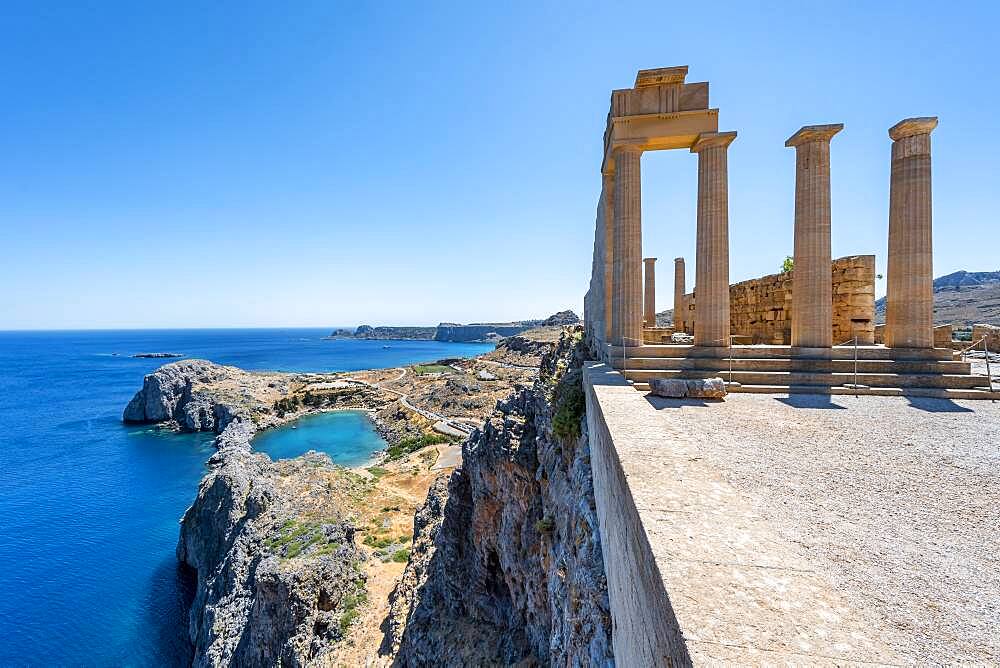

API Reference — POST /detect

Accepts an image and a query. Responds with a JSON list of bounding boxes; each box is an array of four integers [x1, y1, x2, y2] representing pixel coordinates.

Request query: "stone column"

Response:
[[885, 117, 938, 349], [602, 172, 615, 342], [691, 132, 736, 347], [673, 257, 686, 332], [611, 146, 643, 348], [785, 124, 843, 348], [643, 258, 657, 326]]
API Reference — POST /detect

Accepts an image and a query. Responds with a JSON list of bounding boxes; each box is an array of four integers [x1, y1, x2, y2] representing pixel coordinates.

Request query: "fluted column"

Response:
[[691, 132, 736, 347], [602, 172, 615, 342], [786, 124, 842, 348], [886, 117, 938, 349], [611, 146, 643, 347], [643, 258, 657, 326], [673, 258, 686, 332]]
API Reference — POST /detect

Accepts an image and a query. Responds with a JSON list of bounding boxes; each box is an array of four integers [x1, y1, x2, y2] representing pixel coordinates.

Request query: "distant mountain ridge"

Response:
[[875, 270, 1000, 326]]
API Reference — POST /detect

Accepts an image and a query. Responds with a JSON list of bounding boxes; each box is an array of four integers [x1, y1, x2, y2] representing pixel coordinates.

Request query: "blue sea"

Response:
[[0, 329, 492, 667]]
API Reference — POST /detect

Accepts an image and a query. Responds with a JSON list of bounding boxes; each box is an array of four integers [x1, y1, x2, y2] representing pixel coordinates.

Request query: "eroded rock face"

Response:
[[177, 422, 366, 667], [384, 328, 613, 666], [122, 360, 238, 431]]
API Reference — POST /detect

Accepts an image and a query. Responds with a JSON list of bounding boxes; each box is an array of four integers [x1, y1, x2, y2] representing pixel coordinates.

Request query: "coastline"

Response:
[[120, 331, 553, 665]]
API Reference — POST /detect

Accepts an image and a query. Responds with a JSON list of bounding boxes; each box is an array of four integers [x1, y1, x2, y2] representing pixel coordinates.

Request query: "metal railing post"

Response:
[[985, 337, 995, 393]]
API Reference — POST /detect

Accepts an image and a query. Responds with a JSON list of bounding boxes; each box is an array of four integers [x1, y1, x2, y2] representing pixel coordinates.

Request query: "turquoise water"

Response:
[[253, 410, 386, 465], [0, 329, 491, 666]]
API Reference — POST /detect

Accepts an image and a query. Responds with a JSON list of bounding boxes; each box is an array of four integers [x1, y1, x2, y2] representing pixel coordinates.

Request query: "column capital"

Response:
[[785, 123, 843, 148], [674, 257, 684, 263], [889, 117, 938, 141], [614, 143, 644, 155], [643, 257, 657, 263], [691, 131, 737, 153]]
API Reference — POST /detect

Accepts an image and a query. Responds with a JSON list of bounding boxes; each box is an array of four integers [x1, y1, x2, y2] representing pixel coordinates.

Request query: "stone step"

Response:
[[622, 368, 989, 389], [606, 344, 954, 361], [632, 382, 997, 400], [615, 357, 972, 374]]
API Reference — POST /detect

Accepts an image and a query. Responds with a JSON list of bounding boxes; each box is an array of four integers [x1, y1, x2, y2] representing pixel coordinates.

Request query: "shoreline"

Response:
[[119, 327, 561, 665]]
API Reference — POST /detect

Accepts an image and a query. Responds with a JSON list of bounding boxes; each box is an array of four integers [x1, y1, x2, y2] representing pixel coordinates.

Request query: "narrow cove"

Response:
[[251, 410, 387, 466]]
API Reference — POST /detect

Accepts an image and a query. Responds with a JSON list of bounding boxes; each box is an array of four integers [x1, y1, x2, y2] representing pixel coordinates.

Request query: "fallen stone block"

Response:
[[649, 378, 688, 398], [686, 377, 727, 399]]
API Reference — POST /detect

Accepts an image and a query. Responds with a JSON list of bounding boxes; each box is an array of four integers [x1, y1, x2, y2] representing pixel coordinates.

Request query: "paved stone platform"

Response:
[[584, 361, 1000, 665], [648, 390, 1000, 664]]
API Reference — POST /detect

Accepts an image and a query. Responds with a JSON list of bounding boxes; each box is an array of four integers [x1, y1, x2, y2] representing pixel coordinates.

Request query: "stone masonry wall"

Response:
[[676, 255, 875, 345], [972, 323, 1000, 351]]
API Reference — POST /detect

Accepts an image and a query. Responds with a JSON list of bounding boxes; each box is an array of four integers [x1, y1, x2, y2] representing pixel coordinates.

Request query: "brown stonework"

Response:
[[673, 258, 686, 332], [787, 123, 842, 348], [972, 323, 1000, 351], [643, 258, 656, 326], [885, 117, 937, 349], [602, 172, 615, 341], [611, 146, 643, 347], [692, 131, 736, 347], [682, 256, 874, 345]]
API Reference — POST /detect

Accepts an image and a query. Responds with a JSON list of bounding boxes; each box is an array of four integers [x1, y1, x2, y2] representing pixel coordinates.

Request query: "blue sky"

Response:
[[1, 1, 997, 329]]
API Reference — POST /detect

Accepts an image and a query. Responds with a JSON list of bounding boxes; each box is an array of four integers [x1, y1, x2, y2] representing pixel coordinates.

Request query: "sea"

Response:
[[0, 329, 492, 666]]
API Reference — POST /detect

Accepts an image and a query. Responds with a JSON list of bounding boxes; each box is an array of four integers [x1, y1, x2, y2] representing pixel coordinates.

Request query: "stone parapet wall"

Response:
[[677, 256, 875, 345]]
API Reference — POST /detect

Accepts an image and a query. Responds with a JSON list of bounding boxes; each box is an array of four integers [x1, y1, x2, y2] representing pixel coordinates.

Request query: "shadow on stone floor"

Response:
[[904, 396, 975, 413], [775, 394, 847, 410], [644, 395, 715, 409]]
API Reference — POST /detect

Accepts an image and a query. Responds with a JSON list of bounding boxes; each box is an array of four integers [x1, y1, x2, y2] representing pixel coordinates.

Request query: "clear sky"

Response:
[[2, 1, 997, 330]]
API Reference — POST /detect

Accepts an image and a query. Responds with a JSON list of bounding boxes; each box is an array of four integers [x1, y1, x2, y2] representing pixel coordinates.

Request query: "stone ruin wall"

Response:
[[677, 255, 876, 345]]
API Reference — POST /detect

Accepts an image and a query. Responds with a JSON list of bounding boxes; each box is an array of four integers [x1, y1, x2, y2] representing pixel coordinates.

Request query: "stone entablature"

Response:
[[674, 256, 875, 345]]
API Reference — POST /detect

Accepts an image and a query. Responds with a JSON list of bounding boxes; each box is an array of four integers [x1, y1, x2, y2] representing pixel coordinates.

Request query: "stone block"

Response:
[[649, 378, 688, 398], [686, 377, 727, 399]]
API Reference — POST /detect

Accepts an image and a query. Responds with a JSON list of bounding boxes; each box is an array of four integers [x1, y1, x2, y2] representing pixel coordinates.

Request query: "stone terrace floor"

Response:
[[648, 391, 1000, 664]]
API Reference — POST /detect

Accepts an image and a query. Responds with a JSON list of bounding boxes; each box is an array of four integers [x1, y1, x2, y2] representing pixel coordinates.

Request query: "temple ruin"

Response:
[[584, 66, 991, 396]]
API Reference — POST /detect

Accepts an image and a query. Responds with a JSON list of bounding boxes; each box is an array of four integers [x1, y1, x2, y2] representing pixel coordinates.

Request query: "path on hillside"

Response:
[[343, 368, 475, 436]]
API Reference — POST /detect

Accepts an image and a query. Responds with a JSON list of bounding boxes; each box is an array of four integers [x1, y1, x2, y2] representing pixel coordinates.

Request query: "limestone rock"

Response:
[[476, 369, 498, 381], [177, 421, 365, 667], [384, 328, 613, 665], [122, 359, 239, 431], [650, 378, 689, 397], [686, 377, 727, 399]]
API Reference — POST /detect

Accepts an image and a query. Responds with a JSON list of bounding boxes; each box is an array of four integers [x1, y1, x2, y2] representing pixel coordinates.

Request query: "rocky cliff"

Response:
[[178, 423, 369, 667], [383, 328, 613, 665], [125, 362, 373, 667]]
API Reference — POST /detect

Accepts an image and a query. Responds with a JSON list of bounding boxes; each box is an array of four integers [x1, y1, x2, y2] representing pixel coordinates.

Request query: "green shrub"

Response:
[[534, 516, 555, 533], [552, 375, 585, 442], [385, 433, 455, 461], [392, 549, 411, 563]]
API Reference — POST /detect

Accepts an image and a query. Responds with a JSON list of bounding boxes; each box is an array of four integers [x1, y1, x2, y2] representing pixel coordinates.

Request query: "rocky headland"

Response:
[[331, 311, 580, 343], [123, 330, 596, 665]]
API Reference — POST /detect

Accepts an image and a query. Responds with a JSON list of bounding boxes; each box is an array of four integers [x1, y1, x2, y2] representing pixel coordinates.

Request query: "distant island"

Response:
[[329, 310, 580, 343]]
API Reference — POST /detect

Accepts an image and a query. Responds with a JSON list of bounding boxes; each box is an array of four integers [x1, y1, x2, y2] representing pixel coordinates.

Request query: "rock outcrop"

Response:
[[540, 310, 581, 326], [383, 328, 613, 665], [122, 360, 246, 432], [178, 421, 368, 667]]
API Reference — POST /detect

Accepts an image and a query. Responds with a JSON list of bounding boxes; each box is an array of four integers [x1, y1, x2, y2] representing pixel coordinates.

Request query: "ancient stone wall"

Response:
[[972, 323, 1000, 351], [675, 255, 875, 345]]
